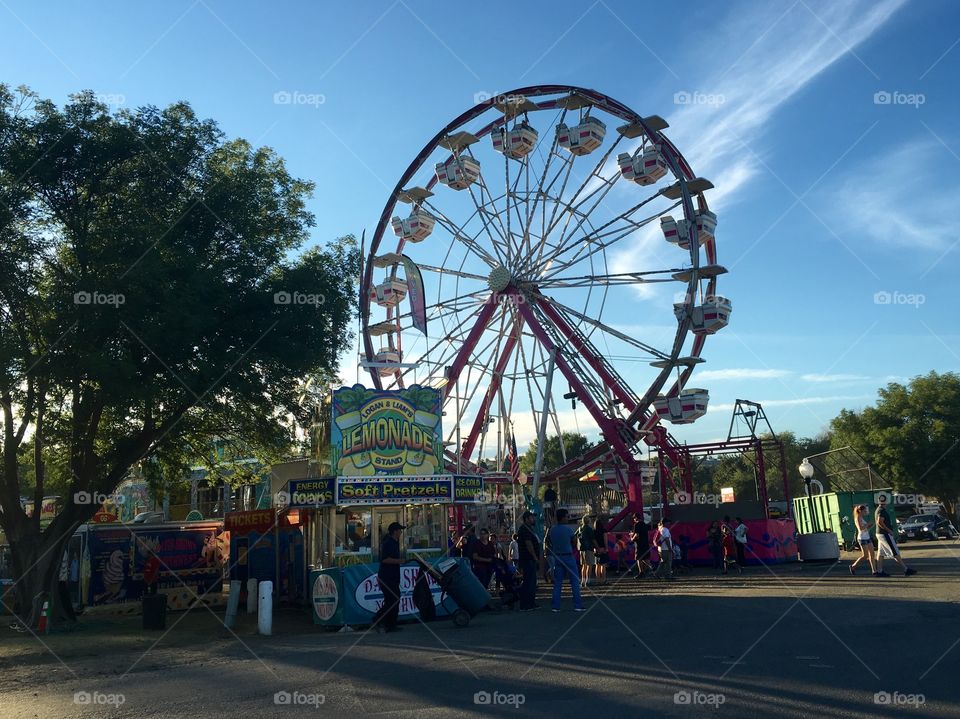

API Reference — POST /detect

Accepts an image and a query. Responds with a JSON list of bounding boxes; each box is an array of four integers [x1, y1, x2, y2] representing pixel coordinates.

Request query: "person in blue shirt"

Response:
[[547, 508, 585, 613]]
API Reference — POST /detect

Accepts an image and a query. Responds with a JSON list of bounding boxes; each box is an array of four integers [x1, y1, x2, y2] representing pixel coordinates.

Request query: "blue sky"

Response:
[[3, 0, 958, 451]]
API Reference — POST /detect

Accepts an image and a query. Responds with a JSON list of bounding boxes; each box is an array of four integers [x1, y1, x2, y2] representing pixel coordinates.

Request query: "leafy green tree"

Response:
[[831, 372, 960, 517], [0, 86, 359, 623], [519, 432, 594, 476]]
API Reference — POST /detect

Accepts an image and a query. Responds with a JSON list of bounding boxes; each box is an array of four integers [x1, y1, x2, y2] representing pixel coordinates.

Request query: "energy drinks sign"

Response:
[[332, 384, 443, 476]]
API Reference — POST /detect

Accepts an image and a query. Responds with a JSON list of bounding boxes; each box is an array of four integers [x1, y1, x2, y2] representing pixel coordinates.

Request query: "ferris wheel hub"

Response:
[[487, 265, 512, 293]]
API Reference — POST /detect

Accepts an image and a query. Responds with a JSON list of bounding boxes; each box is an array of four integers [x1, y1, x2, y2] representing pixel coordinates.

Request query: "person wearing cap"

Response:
[[372, 521, 406, 633], [875, 495, 916, 577], [517, 510, 541, 611]]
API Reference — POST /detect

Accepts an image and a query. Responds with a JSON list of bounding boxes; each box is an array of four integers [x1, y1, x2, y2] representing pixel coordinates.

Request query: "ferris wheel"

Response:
[[359, 85, 730, 487]]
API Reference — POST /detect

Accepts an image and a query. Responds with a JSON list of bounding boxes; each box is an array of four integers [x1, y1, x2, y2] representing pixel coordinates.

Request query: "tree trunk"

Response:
[[10, 529, 76, 628]]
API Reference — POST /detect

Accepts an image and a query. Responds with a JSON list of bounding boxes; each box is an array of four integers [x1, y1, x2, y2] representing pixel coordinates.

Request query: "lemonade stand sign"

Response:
[[332, 384, 443, 476]]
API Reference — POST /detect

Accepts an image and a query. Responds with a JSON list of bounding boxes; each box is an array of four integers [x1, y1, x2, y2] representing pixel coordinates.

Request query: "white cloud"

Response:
[[696, 367, 791, 381], [708, 395, 872, 412], [829, 141, 959, 251], [609, 0, 904, 299], [800, 372, 871, 382]]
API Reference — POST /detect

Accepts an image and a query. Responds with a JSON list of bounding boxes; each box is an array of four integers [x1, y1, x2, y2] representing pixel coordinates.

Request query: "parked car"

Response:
[[898, 514, 959, 541]]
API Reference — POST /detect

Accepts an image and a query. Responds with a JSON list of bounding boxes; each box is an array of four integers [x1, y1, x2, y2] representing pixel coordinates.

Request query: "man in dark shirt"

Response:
[[372, 522, 405, 633], [517, 511, 541, 611], [875, 496, 916, 577]]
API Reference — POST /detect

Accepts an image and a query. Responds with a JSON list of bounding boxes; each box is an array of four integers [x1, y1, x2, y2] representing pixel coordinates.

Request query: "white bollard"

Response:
[[224, 580, 241, 629], [246, 578, 258, 614], [257, 580, 273, 635]]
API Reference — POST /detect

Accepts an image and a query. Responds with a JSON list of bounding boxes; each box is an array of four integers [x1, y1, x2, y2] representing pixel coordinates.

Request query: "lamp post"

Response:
[[799, 458, 818, 533]]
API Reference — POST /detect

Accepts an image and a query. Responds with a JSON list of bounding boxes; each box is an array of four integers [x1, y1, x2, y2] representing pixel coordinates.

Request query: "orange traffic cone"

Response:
[[37, 600, 50, 634]]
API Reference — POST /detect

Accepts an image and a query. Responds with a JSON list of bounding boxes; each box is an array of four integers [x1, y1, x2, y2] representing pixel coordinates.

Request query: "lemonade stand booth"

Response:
[[308, 384, 484, 625]]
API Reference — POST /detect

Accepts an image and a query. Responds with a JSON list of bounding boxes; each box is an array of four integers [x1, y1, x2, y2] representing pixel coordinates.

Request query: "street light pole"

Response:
[[799, 458, 818, 533]]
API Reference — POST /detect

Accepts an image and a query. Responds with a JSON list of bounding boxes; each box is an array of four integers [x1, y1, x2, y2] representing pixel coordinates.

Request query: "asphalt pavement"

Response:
[[1, 541, 958, 718]]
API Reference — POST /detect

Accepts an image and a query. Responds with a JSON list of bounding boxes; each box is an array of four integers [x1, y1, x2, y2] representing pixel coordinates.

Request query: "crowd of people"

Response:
[[369, 494, 920, 632], [441, 509, 757, 614]]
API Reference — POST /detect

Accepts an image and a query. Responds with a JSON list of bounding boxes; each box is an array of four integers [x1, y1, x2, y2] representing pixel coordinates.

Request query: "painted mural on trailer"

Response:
[[331, 385, 443, 476]]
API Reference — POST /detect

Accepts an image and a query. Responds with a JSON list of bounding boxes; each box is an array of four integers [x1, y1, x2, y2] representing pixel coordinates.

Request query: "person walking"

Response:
[[653, 519, 674, 580], [593, 517, 608, 585], [875, 495, 916, 577], [630, 513, 651, 579], [470, 528, 497, 588], [372, 522, 405, 633], [576, 514, 597, 587], [517, 511, 541, 611], [548, 509, 585, 612], [849, 505, 878, 576], [721, 525, 741, 575], [734, 518, 748, 567], [706, 521, 723, 574]]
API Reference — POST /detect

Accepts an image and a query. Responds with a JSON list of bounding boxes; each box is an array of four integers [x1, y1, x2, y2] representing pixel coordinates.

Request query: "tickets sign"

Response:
[[331, 385, 443, 476]]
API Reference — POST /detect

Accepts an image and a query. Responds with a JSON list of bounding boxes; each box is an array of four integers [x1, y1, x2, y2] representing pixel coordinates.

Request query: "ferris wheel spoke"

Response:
[[539, 174, 623, 279], [536, 270, 681, 288], [537, 295, 671, 361], [423, 199, 502, 269], [416, 263, 489, 283], [540, 134, 627, 261], [538, 197, 680, 280]]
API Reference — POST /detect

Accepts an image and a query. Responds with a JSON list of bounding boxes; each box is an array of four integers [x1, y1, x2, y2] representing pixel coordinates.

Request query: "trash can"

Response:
[[436, 558, 490, 616], [142, 593, 167, 630]]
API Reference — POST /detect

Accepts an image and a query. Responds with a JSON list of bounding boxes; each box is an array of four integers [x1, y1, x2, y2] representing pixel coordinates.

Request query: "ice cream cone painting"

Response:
[[94, 549, 128, 603], [331, 384, 443, 477]]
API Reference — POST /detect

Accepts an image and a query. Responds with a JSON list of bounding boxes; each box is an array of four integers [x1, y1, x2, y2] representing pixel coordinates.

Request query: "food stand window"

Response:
[[334, 509, 372, 566], [405, 505, 444, 559]]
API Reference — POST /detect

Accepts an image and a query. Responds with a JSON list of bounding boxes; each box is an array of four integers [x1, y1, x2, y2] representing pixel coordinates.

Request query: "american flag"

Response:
[[507, 432, 520, 483]]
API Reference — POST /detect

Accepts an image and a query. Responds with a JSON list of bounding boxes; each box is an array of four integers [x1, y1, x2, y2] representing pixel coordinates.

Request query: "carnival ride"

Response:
[[359, 85, 732, 529]]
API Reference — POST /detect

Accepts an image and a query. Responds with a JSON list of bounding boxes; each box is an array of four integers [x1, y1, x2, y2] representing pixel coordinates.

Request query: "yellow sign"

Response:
[[331, 385, 443, 477]]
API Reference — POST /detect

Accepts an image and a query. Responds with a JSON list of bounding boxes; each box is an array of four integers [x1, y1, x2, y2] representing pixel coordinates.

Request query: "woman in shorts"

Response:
[[849, 505, 877, 576]]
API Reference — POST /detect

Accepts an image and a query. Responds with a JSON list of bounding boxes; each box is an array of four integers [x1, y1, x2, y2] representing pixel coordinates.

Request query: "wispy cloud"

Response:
[[827, 140, 960, 251], [708, 395, 872, 412], [610, 0, 904, 294], [697, 368, 792, 381], [800, 372, 871, 382]]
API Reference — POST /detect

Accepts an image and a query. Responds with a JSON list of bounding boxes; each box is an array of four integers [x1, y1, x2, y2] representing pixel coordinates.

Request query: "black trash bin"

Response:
[[142, 593, 167, 630]]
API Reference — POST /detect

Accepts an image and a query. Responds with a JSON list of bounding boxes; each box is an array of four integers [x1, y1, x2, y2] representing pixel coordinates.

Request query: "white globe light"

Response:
[[799, 459, 815, 480]]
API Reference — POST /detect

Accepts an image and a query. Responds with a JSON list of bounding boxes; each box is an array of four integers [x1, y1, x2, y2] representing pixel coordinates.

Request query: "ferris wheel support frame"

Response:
[[458, 315, 524, 463], [512, 290, 642, 479]]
